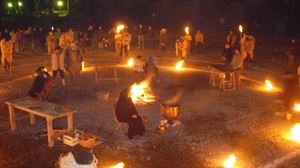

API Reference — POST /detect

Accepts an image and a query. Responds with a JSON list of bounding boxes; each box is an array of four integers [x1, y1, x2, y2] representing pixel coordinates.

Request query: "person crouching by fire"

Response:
[[115, 88, 146, 139], [230, 45, 244, 89], [29, 67, 53, 101]]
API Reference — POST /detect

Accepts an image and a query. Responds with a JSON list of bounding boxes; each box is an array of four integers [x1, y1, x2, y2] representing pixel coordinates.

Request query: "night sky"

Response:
[[1, 0, 300, 34]]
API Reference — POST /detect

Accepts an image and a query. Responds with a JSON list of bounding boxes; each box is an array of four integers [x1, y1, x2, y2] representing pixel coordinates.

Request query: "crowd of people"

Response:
[[0, 24, 299, 139]]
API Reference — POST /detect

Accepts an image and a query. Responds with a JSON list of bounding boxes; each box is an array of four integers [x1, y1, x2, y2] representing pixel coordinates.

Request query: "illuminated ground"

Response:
[[0, 38, 300, 167]]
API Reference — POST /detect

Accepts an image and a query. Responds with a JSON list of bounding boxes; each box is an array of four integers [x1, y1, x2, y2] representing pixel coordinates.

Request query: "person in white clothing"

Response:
[[51, 46, 66, 86]]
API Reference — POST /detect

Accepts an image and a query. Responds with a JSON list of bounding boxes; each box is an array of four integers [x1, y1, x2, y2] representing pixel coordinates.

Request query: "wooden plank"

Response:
[[67, 113, 73, 131], [6, 97, 74, 119], [8, 104, 16, 131], [46, 118, 54, 147]]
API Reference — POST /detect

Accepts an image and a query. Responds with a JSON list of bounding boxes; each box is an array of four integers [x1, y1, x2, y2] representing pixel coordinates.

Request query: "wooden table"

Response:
[[5, 97, 75, 147]]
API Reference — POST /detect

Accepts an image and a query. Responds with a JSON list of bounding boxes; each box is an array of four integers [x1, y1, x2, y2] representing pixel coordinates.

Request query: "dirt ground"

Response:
[[0, 35, 300, 168]]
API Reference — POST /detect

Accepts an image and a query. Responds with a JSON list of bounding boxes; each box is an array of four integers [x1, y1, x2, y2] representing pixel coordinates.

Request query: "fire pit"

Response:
[[160, 103, 180, 120]]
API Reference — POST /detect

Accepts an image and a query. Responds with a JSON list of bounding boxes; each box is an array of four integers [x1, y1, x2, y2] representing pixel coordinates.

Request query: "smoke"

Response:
[[164, 89, 184, 106]]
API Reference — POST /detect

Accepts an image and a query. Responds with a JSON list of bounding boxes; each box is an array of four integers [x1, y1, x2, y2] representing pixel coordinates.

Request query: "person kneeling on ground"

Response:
[[29, 66, 53, 101], [115, 88, 145, 139]]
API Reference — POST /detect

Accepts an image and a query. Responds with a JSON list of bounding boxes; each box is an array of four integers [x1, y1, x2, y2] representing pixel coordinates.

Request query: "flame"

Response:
[[110, 162, 125, 168], [128, 57, 134, 67], [130, 81, 156, 105], [81, 61, 86, 71], [116, 24, 125, 34], [265, 80, 273, 91], [289, 123, 300, 143], [294, 104, 300, 112], [239, 25, 243, 33], [51, 26, 54, 31], [176, 61, 184, 71], [223, 154, 236, 168], [185, 26, 189, 35], [43, 68, 48, 72]]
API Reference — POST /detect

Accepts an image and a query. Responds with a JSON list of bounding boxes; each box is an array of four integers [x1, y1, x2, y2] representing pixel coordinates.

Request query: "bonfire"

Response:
[[130, 80, 156, 105]]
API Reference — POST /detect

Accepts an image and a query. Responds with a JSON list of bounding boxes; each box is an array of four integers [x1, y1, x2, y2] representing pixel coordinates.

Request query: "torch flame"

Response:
[[294, 104, 300, 112], [289, 123, 300, 143], [116, 24, 125, 34], [223, 154, 236, 168], [110, 162, 125, 168], [128, 57, 134, 67], [239, 25, 243, 33], [265, 80, 273, 91], [130, 81, 156, 105], [185, 26, 189, 35], [176, 61, 184, 71]]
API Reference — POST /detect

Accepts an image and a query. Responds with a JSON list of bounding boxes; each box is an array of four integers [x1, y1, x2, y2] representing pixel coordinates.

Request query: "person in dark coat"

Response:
[[223, 42, 233, 68], [29, 66, 53, 100], [115, 88, 145, 139]]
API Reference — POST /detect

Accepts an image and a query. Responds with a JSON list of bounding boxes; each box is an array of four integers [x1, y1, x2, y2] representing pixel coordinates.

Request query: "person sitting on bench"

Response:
[[29, 66, 53, 101], [115, 88, 145, 139]]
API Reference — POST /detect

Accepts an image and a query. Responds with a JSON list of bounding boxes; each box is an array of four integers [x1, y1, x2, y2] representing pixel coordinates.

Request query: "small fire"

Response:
[[265, 80, 273, 91], [43, 68, 48, 72], [185, 26, 189, 35], [81, 61, 86, 71], [289, 123, 300, 143], [110, 162, 125, 168], [128, 57, 134, 67], [239, 25, 243, 33], [51, 26, 54, 31], [130, 81, 156, 104], [116, 24, 125, 34], [294, 104, 300, 112], [176, 61, 184, 71], [223, 154, 236, 168]]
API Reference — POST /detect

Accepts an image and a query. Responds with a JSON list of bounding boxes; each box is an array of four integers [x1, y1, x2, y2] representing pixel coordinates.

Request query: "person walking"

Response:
[[51, 46, 66, 86], [195, 30, 204, 53], [47, 32, 56, 56], [0, 33, 13, 74], [137, 24, 145, 49]]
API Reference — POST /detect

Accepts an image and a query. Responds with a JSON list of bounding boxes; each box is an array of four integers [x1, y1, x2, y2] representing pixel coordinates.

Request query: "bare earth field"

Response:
[[0, 36, 300, 168]]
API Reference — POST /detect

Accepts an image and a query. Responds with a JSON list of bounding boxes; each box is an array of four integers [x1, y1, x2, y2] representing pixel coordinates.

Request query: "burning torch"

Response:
[[238, 25, 243, 39], [185, 26, 189, 35]]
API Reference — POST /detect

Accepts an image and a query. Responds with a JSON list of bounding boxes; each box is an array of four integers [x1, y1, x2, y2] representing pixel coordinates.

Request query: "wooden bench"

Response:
[[208, 65, 236, 91], [5, 97, 75, 147]]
